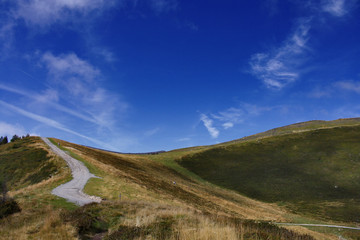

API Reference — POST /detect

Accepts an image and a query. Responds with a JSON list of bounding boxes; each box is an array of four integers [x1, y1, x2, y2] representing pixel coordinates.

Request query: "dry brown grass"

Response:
[[0, 206, 77, 240]]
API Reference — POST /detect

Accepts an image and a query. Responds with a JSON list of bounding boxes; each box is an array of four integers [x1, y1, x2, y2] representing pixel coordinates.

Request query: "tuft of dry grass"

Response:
[[0, 206, 77, 240]]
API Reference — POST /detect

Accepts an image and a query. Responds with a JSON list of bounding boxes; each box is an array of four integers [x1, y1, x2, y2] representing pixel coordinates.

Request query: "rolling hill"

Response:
[[1, 118, 360, 239], [178, 119, 360, 223]]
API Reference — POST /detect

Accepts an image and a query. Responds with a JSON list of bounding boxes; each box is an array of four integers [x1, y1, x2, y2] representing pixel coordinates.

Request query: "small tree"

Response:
[[0, 136, 8, 145], [11, 135, 20, 142]]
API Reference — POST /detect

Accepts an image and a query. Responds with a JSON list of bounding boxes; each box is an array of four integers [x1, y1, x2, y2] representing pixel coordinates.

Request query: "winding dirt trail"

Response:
[[42, 137, 101, 206]]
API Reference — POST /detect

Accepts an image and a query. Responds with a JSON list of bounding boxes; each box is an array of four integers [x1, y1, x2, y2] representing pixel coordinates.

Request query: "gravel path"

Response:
[[42, 137, 102, 206], [275, 223, 360, 231]]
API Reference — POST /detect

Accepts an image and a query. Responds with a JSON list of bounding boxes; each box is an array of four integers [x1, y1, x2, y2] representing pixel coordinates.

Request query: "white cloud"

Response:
[[42, 52, 100, 83], [322, 0, 347, 17], [308, 80, 360, 98], [212, 103, 272, 129], [250, 19, 311, 90], [200, 114, 219, 138], [0, 100, 111, 148], [14, 0, 115, 26], [222, 122, 234, 129], [0, 122, 27, 137], [0, 83, 102, 126], [249, 0, 355, 90], [200, 103, 274, 136], [37, 88, 59, 102], [212, 107, 244, 127], [40, 52, 127, 129], [336, 80, 360, 94]]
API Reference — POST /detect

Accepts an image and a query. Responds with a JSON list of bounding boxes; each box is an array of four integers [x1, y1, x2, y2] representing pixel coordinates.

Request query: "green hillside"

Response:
[[3, 120, 360, 239], [221, 118, 360, 145], [0, 137, 57, 190], [178, 124, 360, 222], [1, 137, 320, 240]]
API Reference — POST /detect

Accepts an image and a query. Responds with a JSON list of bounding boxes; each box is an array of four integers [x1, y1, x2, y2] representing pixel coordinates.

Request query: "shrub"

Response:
[[0, 198, 21, 219], [11, 134, 20, 142], [0, 136, 8, 145]]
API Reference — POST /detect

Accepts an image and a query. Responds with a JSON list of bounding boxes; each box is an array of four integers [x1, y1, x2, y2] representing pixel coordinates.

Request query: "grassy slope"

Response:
[[178, 124, 360, 223], [53, 138, 332, 239], [221, 118, 360, 145], [0, 137, 77, 240], [3, 120, 359, 240], [0, 137, 57, 190]]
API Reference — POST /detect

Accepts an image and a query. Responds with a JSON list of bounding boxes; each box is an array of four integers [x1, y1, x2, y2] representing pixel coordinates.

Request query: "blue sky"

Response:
[[0, 0, 359, 152]]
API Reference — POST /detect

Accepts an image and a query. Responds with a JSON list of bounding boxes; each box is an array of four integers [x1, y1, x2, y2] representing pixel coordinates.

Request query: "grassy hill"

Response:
[[0, 137, 324, 240], [0, 137, 57, 190], [221, 118, 360, 145], [178, 124, 360, 223], [2, 119, 360, 239]]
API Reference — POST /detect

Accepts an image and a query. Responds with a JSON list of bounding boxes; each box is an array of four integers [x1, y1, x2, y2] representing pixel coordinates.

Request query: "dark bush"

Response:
[[11, 135, 20, 142], [61, 204, 108, 237], [0, 136, 8, 145], [0, 198, 21, 219]]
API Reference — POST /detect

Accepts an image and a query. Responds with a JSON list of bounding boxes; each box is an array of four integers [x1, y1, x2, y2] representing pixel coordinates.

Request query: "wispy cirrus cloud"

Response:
[[250, 19, 311, 90], [0, 100, 111, 148], [40, 52, 128, 130], [250, 0, 355, 90], [200, 114, 219, 138], [335, 80, 360, 94], [212, 107, 245, 129], [308, 80, 360, 99], [200, 103, 273, 138], [213, 104, 272, 130], [322, 0, 349, 17], [0, 83, 104, 126], [42, 52, 100, 83], [0, 52, 127, 131], [13, 0, 116, 26]]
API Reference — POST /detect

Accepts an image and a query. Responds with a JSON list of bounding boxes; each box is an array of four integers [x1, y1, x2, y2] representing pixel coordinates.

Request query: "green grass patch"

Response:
[[147, 150, 208, 184], [0, 137, 57, 190], [50, 196, 78, 210], [178, 125, 360, 222]]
